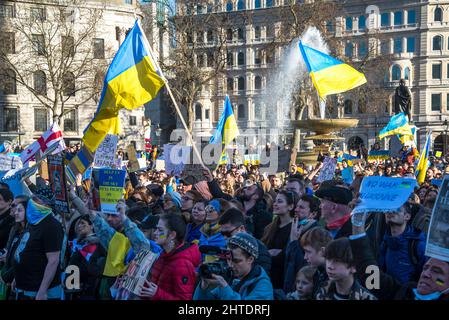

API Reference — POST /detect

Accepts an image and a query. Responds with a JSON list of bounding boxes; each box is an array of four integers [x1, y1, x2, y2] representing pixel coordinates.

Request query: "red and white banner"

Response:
[[20, 122, 66, 165]]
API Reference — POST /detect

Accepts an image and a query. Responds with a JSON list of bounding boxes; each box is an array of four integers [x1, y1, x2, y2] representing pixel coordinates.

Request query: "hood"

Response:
[[163, 243, 201, 268], [26, 198, 53, 225]]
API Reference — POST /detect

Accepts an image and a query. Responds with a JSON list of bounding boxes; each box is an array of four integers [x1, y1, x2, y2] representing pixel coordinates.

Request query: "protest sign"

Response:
[[243, 154, 260, 166], [259, 150, 292, 173], [353, 176, 417, 214], [155, 159, 165, 171], [164, 144, 190, 175], [98, 168, 126, 213], [47, 153, 70, 214], [94, 134, 118, 168], [342, 167, 354, 185], [0, 167, 35, 197], [126, 144, 140, 172], [0, 154, 22, 171], [317, 157, 337, 183], [39, 159, 49, 180], [435, 151, 442, 158], [425, 176, 449, 263], [181, 164, 207, 185], [367, 150, 390, 162]]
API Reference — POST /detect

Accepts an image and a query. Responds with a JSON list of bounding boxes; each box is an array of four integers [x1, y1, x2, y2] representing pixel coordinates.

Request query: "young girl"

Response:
[[287, 266, 317, 300]]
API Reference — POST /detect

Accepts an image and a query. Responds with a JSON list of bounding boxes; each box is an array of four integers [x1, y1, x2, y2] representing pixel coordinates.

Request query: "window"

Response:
[[404, 67, 411, 80], [433, 35, 442, 50], [125, 0, 133, 4], [238, 77, 245, 90], [2, 33, 15, 54], [238, 52, 245, 66], [205, 109, 210, 120], [226, 29, 233, 41], [381, 41, 390, 54], [394, 38, 402, 54], [407, 37, 416, 53], [447, 63, 449, 78], [266, 0, 273, 7], [255, 0, 261, 9], [32, 34, 45, 55], [207, 52, 214, 67], [34, 109, 48, 131], [197, 4, 203, 14], [129, 115, 137, 126], [4, 108, 18, 132], [237, 0, 245, 10], [345, 42, 353, 58], [431, 93, 441, 111], [197, 31, 203, 43], [226, 1, 233, 12], [392, 65, 401, 81], [432, 63, 442, 79], [358, 15, 366, 30], [64, 109, 77, 132], [255, 76, 262, 90], [408, 10, 416, 24], [63, 72, 75, 96], [344, 100, 353, 115], [394, 11, 403, 25], [31, 7, 45, 21], [62, 36, 75, 57], [266, 25, 274, 38], [254, 49, 261, 64], [0, 5, 14, 18], [266, 51, 274, 64], [255, 26, 261, 39], [227, 52, 233, 67], [187, 32, 193, 44], [227, 78, 234, 91], [434, 7, 443, 22], [346, 17, 353, 31], [195, 103, 202, 120], [254, 104, 263, 120], [381, 13, 390, 27], [34, 71, 47, 96], [358, 41, 367, 57], [237, 104, 245, 119], [207, 30, 213, 42], [93, 38, 105, 59], [0, 69, 16, 95], [197, 54, 205, 67], [326, 21, 333, 32], [238, 28, 245, 40], [358, 99, 366, 114], [207, 3, 213, 13]]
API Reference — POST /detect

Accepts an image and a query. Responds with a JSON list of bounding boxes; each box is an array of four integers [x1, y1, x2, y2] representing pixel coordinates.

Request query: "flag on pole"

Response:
[[415, 131, 432, 185], [82, 19, 165, 154], [299, 41, 367, 98], [378, 113, 414, 140], [20, 122, 65, 165]]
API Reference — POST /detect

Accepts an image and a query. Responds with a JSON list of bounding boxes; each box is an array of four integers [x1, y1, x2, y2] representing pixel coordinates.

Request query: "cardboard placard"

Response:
[[47, 153, 70, 214], [0, 154, 22, 171], [317, 157, 337, 183], [94, 134, 119, 168], [126, 145, 140, 172], [98, 168, 126, 213], [39, 159, 49, 180], [164, 144, 190, 176], [259, 149, 292, 173]]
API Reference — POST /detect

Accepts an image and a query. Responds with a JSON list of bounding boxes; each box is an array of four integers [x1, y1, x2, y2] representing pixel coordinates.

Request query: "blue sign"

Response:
[[98, 169, 127, 213]]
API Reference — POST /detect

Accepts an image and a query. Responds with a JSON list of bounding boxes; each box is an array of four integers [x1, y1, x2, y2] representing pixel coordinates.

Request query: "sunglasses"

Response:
[[182, 196, 193, 201]]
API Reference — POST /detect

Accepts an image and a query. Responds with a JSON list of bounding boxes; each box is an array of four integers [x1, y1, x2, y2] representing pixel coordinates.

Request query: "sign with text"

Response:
[[98, 168, 126, 213], [243, 154, 260, 166], [426, 176, 449, 263], [0, 154, 22, 171], [94, 134, 118, 168], [317, 157, 337, 183], [259, 150, 292, 173], [47, 153, 70, 213], [342, 167, 354, 185], [164, 144, 190, 176], [181, 164, 207, 185], [353, 176, 417, 214], [126, 145, 140, 172]]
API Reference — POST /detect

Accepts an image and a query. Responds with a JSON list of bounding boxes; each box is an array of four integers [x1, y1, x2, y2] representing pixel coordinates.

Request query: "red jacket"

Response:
[[149, 243, 201, 300]]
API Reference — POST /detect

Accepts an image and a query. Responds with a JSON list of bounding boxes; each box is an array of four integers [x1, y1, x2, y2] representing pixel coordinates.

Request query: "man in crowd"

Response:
[[0, 189, 14, 250]]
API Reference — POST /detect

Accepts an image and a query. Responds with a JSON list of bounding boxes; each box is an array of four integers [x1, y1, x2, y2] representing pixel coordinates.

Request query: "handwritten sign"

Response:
[[317, 157, 337, 183], [0, 167, 35, 197], [164, 144, 190, 176], [47, 153, 70, 213], [243, 154, 260, 166], [94, 134, 118, 168], [353, 176, 417, 214], [435, 151, 443, 158], [426, 176, 449, 263], [0, 154, 22, 171], [342, 167, 354, 185], [98, 168, 126, 213], [126, 144, 140, 172]]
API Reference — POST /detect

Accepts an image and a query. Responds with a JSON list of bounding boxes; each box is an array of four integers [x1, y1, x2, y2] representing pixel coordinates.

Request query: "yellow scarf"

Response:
[[103, 232, 131, 277]]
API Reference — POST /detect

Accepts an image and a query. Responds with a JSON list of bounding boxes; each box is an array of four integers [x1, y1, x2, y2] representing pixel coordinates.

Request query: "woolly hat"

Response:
[[207, 199, 221, 213], [166, 191, 182, 209], [228, 232, 259, 259]]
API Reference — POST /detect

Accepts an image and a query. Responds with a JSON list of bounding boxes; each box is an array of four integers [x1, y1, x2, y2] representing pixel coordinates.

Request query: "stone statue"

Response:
[[394, 79, 412, 122]]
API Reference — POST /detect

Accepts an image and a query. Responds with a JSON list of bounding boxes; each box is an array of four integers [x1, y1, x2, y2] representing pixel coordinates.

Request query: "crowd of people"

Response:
[[0, 142, 448, 301]]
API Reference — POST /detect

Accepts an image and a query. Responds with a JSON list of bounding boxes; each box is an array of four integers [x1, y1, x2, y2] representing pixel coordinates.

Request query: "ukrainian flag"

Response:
[[210, 96, 239, 165], [299, 41, 367, 98], [378, 113, 414, 140], [415, 132, 432, 185], [82, 20, 165, 153], [398, 125, 416, 145]]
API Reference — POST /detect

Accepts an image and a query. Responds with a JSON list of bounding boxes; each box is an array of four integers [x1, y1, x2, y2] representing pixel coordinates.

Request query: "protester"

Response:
[[0, 189, 14, 251], [185, 201, 207, 244], [286, 265, 317, 300], [199, 200, 226, 259]]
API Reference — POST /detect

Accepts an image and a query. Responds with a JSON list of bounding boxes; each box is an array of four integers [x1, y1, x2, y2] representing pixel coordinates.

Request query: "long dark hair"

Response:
[[13, 195, 30, 231]]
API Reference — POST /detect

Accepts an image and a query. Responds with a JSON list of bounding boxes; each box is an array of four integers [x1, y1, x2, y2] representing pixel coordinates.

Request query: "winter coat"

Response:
[[378, 226, 427, 284], [315, 279, 377, 300], [193, 264, 274, 300], [244, 199, 273, 240], [0, 209, 14, 250], [185, 223, 205, 244], [147, 243, 201, 300], [255, 239, 272, 276]]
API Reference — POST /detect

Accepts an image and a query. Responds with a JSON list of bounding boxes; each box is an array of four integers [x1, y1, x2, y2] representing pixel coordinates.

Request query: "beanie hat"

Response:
[[228, 233, 259, 259], [166, 191, 182, 209], [147, 184, 164, 198], [208, 199, 221, 213], [34, 187, 55, 208]]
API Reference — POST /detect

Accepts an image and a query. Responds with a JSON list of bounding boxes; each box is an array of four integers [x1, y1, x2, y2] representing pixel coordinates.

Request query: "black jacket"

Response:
[[0, 209, 14, 250], [256, 239, 272, 276], [207, 179, 233, 201], [244, 199, 273, 240]]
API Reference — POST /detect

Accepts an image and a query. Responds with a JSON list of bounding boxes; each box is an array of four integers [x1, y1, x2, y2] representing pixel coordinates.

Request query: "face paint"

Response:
[[436, 279, 445, 286], [158, 231, 167, 239]]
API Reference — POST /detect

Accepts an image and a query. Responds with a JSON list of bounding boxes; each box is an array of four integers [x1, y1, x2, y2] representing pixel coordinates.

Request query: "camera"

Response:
[[198, 246, 233, 281]]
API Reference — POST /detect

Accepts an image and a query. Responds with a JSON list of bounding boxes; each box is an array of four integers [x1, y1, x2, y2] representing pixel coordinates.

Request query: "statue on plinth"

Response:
[[394, 79, 412, 122]]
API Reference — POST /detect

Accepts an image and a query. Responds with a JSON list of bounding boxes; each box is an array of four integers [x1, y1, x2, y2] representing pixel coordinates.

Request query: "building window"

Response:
[[254, 104, 263, 120], [404, 67, 411, 80], [431, 93, 441, 111], [32, 34, 45, 55], [433, 35, 442, 50], [434, 7, 443, 22], [207, 52, 214, 67], [392, 65, 401, 81], [0, 5, 14, 18], [255, 0, 261, 9], [93, 38, 105, 59], [266, 51, 274, 64], [227, 78, 233, 91], [358, 15, 366, 30], [381, 13, 390, 27], [197, 4, 203, 14], [129, 115, 137, 126], [237, 0, 245, 10], [238, 77, 245, 91], [266, 0, 273, 7], [394, 38, 402, 54], [266, 25, 274, 38], [237, 104, 245, 119], [326, 21, 333, 32], [62, 36, 75, 57], [345, 42, 353, 58], [358, 41, 367, 57], [34, 108, 48, 131], [34, 71, 47, 96], [255, 76, 262, 90], [407, 37, 416, 53], [64, 109, 77, 132], [31, 7, 46, 21], [255, 26, 261, 39], [237, 52, 245, 66], [344, 100, 353, 115], [4, 108, 18, 132], [394, 11, 403, 25], [207, 30, 213, 42], [2, 33, 15, 54], [205, 109, 210, 120], [226, 1, 233, 12], [432, 63, 442, 79], [207, 3, 213, 13], [197, 54, 205, 67], [63, 72, 75, 96], [0, 69, 17, 95], [227, 52, 233, 67], [125, 0, 133, 4], [254, 49, 261, 64], [238, 28, 245, 40], [381, 41, 390, 54], [345, 17, 353, 31], [447, 63, 449, 78], [408, 10, 416, 24], [226, 29, 233, 41], [195, 103, 202, 120]]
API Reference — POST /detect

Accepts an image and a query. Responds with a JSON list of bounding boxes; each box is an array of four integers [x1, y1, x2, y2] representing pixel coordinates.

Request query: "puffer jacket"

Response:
[[193, 264, 273, 300], [146, 242, 201, 300], [378, 225, 427, 284]]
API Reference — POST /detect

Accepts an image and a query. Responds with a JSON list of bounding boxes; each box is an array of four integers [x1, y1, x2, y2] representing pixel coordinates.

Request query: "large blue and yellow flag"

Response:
[[398, 125, 416, 145], [378, 113, 414, 140], [210, 96, 239, 165], [82, 20, 165, 153], [299, 41, 367, 98], [415, 131, 432, 185]]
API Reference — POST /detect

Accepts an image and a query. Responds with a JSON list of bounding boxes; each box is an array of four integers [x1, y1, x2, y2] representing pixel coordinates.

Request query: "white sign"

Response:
[[317, 157, 337, 183], [94, 134, 118, 168], [0, 154, 23, 171], [164, 144, 190, 176]]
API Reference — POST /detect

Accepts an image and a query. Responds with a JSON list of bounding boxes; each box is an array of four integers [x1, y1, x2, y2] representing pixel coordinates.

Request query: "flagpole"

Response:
[[137, 20, 206, 169]]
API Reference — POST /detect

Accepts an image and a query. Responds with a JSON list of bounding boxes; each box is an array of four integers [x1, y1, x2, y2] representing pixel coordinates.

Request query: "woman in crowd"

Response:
[[185, 200, 207, 244], [198, 199, 227, 261], [181, 190, 204, 225]]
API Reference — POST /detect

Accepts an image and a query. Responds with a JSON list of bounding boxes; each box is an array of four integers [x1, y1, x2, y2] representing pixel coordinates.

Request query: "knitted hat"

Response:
[[207, 199, 221, 213], [166, 191, 182, 209], [34, 187, 55, 208], [228, 233, 259, 259]]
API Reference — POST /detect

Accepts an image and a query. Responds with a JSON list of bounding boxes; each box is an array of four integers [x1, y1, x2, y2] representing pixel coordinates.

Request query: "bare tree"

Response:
[[0, 0, 109, 127]]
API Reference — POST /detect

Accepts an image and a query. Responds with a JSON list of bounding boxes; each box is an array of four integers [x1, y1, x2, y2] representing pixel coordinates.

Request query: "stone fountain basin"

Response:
[[291, 119, 359, 135]]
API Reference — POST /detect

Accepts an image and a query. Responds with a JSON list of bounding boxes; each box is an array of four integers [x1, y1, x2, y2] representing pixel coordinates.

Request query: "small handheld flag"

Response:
[[415, 131, 432, 185]]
